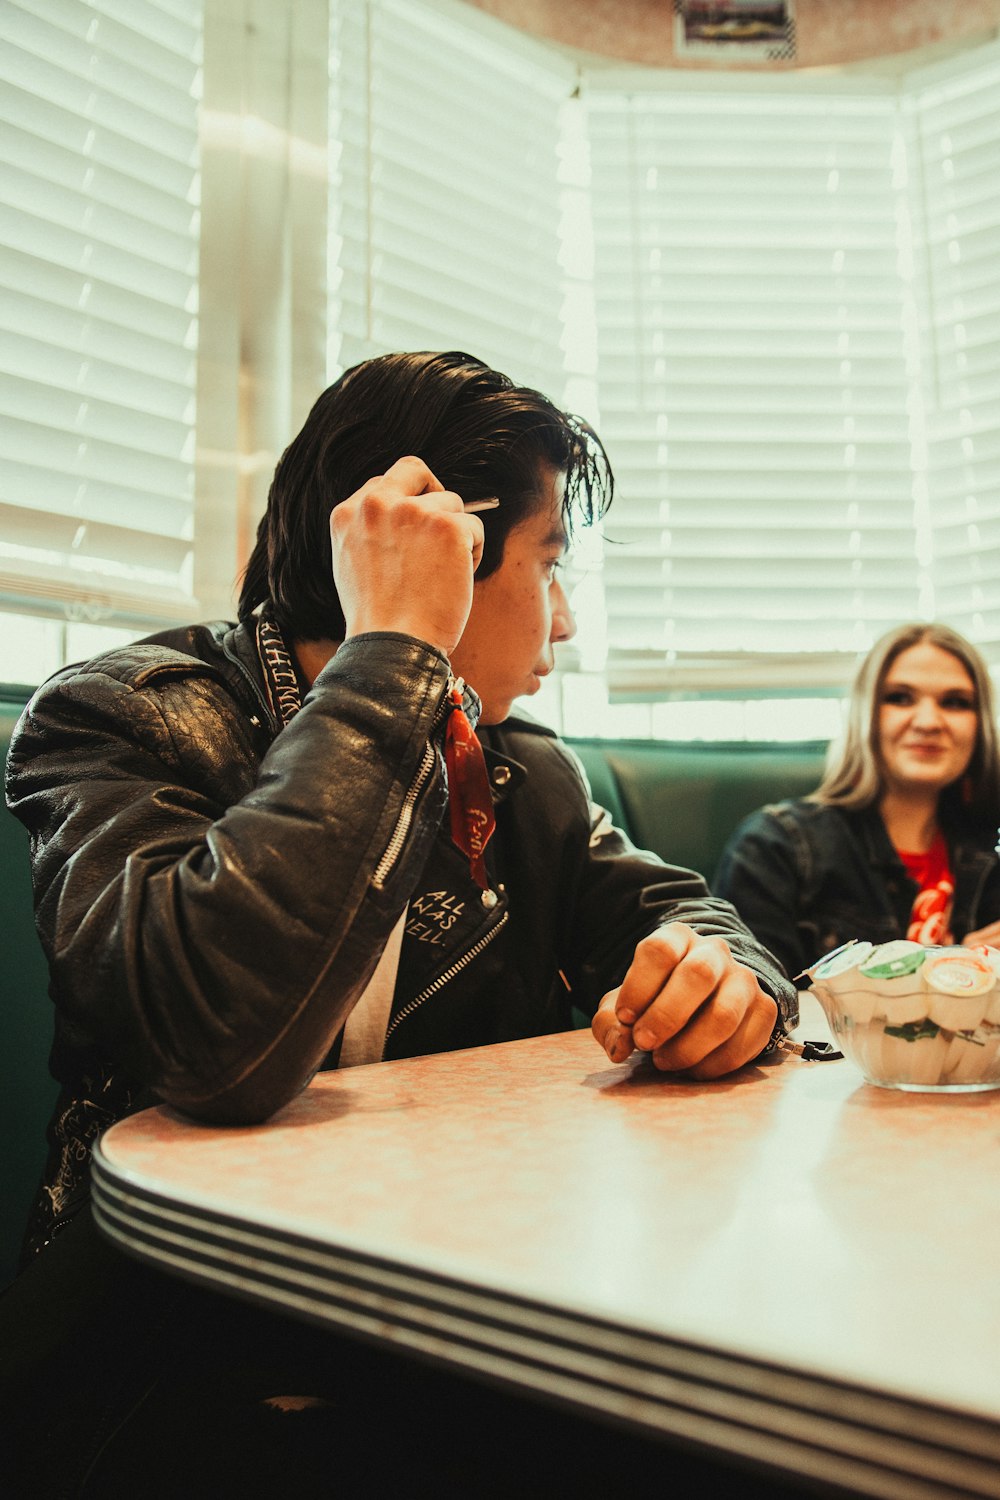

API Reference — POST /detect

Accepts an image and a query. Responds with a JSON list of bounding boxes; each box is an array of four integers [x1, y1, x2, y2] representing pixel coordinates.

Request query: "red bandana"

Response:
[[444, 685, 495, 890], [900, 832, 955, 945]]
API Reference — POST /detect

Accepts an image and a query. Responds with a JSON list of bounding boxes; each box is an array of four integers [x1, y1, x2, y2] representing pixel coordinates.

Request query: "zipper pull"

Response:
[[444, 679, 495, 891]]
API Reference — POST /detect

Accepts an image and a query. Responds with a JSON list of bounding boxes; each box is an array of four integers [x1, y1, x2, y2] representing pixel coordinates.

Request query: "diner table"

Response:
[[91, 995, 1000, 1499]]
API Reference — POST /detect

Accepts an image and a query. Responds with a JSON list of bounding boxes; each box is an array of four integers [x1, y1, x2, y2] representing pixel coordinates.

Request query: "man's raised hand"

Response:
[[330, 456, 485, 656]]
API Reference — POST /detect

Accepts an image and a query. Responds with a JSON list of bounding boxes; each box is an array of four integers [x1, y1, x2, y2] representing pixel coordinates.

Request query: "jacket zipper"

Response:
[[220, 640, 280, 732], [372, 677, 462, 892], [372, 739, 436, 890], [381, 909, 509, 1055]]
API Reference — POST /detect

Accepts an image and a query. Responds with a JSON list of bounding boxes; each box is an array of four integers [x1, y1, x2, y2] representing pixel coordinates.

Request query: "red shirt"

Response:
[[898, 831, 954, 945]]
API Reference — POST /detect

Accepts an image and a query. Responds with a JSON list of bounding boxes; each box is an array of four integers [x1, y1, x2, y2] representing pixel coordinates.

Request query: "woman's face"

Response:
[[877, 641, 979, 799]]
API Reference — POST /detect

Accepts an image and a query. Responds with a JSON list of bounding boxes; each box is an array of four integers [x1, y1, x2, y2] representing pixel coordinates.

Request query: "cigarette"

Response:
[[463, 497, 500, 512]]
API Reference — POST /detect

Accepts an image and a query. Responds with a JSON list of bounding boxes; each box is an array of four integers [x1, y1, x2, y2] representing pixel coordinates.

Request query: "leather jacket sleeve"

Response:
[[713, 805, 810, 986], [537, 739, 799, 1027], [7, 635, 453, 1125]]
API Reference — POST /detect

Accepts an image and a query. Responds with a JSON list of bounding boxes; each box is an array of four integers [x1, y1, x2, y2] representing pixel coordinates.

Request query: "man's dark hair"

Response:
[[238, 350, 613, 641]]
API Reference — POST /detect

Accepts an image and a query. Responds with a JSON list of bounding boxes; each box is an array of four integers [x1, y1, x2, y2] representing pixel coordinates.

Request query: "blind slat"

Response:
[[0, 0, 201, 627], [329, 0, 575, 395]]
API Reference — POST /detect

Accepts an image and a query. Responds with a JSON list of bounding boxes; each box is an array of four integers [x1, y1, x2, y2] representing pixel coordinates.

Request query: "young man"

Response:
[[3, 350, 796, 1491]]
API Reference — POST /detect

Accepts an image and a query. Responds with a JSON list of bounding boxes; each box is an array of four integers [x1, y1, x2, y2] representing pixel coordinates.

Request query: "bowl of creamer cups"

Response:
[[807, 939, 1000, 1092]]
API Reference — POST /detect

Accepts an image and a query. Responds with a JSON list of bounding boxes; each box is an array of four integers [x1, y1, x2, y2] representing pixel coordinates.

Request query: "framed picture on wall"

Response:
[[674, 1, 796, 63]]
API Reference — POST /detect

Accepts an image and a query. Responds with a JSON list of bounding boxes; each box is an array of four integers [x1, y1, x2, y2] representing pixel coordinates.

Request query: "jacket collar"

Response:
[[125, 618, 273, 727], [848, 800, 996, 877], [208, 617, 528, 808], [849, 804, 904, 871], [481, 745, 526, 807], [214, 617, 283, 731]]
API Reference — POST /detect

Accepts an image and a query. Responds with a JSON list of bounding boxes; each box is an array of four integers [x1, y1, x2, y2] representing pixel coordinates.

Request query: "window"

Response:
[[579, 43, 1000, 715], [0, 0, 202, 681], [912, 43, 1000, 651], [328, 0, 575, 399], [4, 3, 999, 741], [585, 73, 922, 699]]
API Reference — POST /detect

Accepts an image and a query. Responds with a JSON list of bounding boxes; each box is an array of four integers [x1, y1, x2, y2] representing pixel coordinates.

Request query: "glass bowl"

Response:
[[807, 939, 1000, 1092]]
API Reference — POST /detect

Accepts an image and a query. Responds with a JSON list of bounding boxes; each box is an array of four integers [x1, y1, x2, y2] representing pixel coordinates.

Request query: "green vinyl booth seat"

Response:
[[565, 736, 827, 879], [1, 688, 827, 1287]]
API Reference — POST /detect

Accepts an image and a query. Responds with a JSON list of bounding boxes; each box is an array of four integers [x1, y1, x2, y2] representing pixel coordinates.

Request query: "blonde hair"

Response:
[[813, 622, 1000, 824]]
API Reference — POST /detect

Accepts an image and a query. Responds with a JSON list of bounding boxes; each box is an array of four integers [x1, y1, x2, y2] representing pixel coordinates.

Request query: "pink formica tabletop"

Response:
[[92, 996, 1000, 1496]]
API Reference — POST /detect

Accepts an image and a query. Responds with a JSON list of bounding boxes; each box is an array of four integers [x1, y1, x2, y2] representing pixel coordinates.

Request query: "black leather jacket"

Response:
[[714, 797, 1000, 982], [7, 620, 796, 1258]]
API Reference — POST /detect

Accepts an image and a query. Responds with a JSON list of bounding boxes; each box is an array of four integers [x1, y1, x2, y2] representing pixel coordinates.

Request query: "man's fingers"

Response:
[[354, 467, 485, 567], [465, 510, 486, 572], [331, 463, 484, 654], [625, 934, 730, 1051], [650, 978, 774, 1075], [382, 454, 446, 494], [614, 923, 694, 1024], [592, 990, 635, 1064], [598, 922, 780, 1078], [671, 993, 778, 1080]]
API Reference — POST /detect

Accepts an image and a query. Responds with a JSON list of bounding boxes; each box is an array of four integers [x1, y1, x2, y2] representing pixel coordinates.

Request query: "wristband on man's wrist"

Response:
[[761, 1014, 843, 1062]]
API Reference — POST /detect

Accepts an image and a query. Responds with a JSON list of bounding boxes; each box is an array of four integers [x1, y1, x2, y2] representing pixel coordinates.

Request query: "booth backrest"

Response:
[[0, 697, 828, 1287], [565, 736, 828, 880]]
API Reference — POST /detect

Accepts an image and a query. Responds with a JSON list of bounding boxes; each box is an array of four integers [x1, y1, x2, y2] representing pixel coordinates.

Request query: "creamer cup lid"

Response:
[[813, 940, 873, 979], [969, 944, 1000, 978], [922, 951, 995, 997], [860, 940, 926, 981]]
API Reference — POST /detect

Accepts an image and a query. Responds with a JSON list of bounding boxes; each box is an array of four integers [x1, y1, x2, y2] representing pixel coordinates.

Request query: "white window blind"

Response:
[[0, 0, 202, 632], [584, 74, 926, 695], [328, 0, 575, 400], [911, 41, 1000, 654]]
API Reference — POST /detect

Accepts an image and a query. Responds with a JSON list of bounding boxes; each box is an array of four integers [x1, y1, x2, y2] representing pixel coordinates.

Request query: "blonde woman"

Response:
[[714, 623, 1000, 981]]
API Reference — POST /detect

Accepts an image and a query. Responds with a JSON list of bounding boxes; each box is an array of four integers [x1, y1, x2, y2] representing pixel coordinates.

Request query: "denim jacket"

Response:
[[713, 798, 1000, 983]]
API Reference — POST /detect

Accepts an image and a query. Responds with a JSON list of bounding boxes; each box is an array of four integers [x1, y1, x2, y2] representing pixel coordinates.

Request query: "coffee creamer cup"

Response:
[[859, 941, 926, 1024], [922, 950, 994, 1030]]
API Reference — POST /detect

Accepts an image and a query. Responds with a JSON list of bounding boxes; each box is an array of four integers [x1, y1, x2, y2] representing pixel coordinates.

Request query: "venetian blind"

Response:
[[911, 41, 1000, 656], [328, 0, 575, 400], [583, 72, 924, 695], [0, 0, 202, 630]]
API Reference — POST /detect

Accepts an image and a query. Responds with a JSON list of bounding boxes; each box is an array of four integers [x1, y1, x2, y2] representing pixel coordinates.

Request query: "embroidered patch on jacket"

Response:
[[405, 889, 467, 946]]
